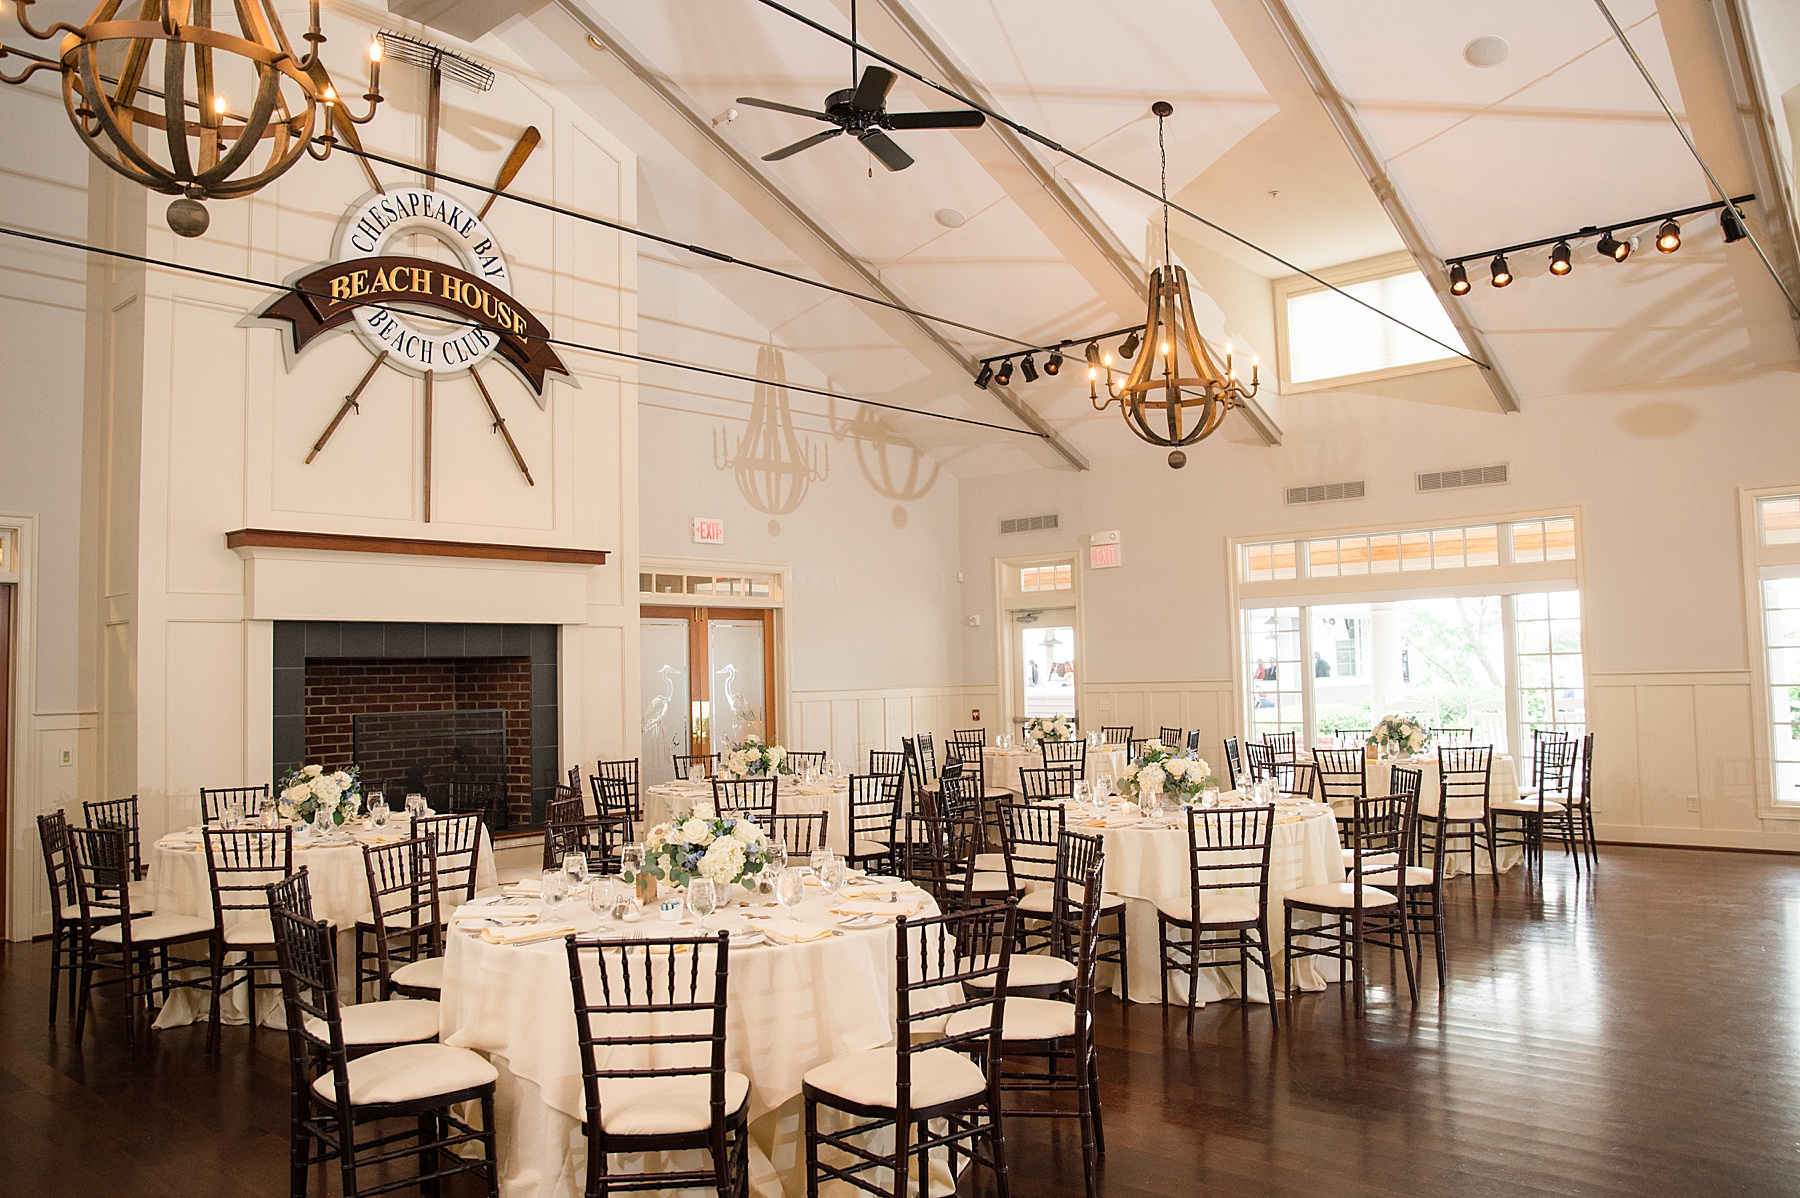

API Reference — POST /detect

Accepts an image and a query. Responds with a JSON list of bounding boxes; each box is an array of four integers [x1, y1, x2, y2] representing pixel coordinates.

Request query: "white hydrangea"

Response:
[[698, 837, 746, 885], [1137, 763, 1167, 795]]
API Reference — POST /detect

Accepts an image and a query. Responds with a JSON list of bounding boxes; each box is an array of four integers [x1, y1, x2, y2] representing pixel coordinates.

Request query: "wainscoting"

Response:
[[1080, 680, 1239, 760], [788, 686, 989, 769], [14, 709, 99, 939]]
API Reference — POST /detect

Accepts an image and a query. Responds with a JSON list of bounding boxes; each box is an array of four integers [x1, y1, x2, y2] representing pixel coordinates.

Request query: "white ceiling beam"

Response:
[[1258, 0, 1522, 415], [871, 0, 1284, 447]]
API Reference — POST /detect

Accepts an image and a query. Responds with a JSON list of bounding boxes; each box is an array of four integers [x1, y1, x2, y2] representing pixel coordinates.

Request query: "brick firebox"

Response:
[[273, 622, 559, 828]]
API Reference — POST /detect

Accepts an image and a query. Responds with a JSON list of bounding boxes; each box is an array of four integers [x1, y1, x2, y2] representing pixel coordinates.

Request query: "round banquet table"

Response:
[[981, 745, 1129, 793], [1059, 796, 1345, 1006], [440, 880, 952, 1198], [146, 817, 497, 1028], [644, 780, 850, 855], [1360, 754, 1525, 878]]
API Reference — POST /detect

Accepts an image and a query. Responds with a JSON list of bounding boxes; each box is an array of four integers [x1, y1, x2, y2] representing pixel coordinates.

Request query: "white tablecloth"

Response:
[[980, 746, 1129, 793], [1060, 798, 1344, 1006], [1363, 755, 1525, 877], [146, 818, 496, 1027], [644, 781, 850, 855], [441, 881, 946, 1198]]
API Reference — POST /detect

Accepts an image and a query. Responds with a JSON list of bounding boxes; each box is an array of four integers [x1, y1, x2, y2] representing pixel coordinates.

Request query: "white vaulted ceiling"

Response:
[[471, 0, 1798, 476]]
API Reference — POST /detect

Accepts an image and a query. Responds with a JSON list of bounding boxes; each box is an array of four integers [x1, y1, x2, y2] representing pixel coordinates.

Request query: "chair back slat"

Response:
[[767, 811, 828, 857], [672, 752, 717, 781], [416, 811, 485, 906], [83, 796, 148, 881], [1182, 805, 1275, 916], [1018, 766, 1077, 803], [200, 784, 271, 825], [1222, 736, 1243, 789], [205, 828, 296, 935], [712, 777, 777, 822]]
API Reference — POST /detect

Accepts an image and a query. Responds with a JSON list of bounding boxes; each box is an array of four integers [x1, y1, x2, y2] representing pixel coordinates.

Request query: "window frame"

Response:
[[1273, 251, 1472, 393], [1738, 487, 1800, 818]]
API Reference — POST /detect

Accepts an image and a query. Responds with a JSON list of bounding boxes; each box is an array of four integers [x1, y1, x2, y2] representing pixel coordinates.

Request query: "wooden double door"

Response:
[[639, 606, 776, 785]]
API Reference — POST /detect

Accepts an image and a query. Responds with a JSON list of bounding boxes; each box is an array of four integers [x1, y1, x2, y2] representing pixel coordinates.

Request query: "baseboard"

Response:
[[1593, 823, 1800, 853]]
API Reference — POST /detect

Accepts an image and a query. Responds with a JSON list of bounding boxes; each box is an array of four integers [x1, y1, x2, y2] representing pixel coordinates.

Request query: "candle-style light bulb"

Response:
[[369, 38, 383, 61], [213, 95, 227, 114]]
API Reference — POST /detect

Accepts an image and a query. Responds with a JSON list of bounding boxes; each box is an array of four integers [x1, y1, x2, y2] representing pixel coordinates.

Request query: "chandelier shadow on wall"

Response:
[[0, 0, 383, 236], [712, 345, 829, 532]]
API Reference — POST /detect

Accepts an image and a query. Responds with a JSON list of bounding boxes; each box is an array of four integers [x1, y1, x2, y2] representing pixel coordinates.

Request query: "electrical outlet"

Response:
[[967, 614, 981, 627], [1687, 794, 1701, 812], [60, 749, 72, 767]]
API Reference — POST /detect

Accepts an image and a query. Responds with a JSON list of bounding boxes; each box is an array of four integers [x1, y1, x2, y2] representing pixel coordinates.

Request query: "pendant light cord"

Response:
[[1158, 111, 1171, 269]]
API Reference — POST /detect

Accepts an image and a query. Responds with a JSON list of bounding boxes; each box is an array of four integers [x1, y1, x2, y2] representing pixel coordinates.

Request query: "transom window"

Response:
[[1239, 516, 1570, 585], [1020, 563, 1073, 593], [639, 571, 780, 601]]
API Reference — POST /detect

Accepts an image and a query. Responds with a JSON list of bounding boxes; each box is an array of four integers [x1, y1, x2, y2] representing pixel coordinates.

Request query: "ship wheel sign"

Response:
[[256, 33, 569, 520]]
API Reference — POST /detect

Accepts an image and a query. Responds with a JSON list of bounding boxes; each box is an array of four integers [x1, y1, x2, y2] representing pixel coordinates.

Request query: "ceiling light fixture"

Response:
[[1089, 101, 1257, 468], [1118, 329, 1141, 360], [994, 359, 1013, 387], [973, 361, 993, 389], [1444, 193, 1754, 296], [1020, 354, 1039, 383], [1489, 254, 1512, 288], [1044, 349, 1062, 376]]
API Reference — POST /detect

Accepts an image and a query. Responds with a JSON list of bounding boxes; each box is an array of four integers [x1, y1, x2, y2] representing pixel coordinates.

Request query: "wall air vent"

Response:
[[1285, 481, 1365, 506], [1417, 463, 1509, 492], [1000, 513, 1059, 535]]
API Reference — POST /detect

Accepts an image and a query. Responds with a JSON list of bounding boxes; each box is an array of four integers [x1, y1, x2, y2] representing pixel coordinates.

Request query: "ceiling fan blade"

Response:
[[736, 95, 835, 122], [859, 128, 914, 172], [883, 109, 987, 131], [762, 128, 845, 161], [850, 65, 897, 112]]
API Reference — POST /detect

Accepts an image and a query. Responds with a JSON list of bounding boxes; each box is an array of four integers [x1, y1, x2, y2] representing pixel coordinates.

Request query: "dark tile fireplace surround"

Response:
[[273, 622, 559, 830]]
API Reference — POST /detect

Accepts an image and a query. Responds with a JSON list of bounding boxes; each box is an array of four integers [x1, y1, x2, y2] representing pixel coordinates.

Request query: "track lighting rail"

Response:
[[1444, 194, 1755, 270]]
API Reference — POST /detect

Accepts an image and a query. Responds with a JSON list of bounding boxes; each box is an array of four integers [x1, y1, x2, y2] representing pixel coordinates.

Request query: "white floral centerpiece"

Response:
[[720, 734, 789, 779], [1117, 740, 1217, 804], [1024, 715, 1075, 744], [277, 763, 363, 826], [627, 800, 776, 892], [1369, 714, 1429, 758]]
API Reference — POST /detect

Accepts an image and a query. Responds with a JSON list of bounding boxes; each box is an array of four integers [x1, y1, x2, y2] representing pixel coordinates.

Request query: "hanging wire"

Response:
[[1158, 109, 1171, 269]]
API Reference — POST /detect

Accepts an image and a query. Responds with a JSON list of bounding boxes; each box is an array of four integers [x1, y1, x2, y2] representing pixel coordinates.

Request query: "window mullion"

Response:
[[1300, 607, 1316, 748], [1502, 594, 1521, 759]]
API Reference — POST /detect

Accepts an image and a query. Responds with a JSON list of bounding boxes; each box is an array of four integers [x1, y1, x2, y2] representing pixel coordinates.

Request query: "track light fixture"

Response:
[[1721, 206, 1749, 244], [995, 359, 1013, 387], [1044, 349, 1063, 376], [1119, 330, 1141, 360], [973, 361, 993, 389], [1445, 193, 1755, 296], [1020, 354, 1039, 383]]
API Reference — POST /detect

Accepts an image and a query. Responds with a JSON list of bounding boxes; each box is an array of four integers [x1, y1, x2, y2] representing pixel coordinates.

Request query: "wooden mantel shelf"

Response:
[[224, 528, 609, 566]]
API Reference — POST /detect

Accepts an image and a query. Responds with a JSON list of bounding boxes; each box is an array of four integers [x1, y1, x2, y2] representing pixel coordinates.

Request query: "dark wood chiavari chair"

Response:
[[915, 733, 940, 781], [1125, 737, 1150, 760], [1430, 727, 1474, 745], [868, 749, 906, 778], [357, 837, 444, 1001], [847, 772, 903, 875], [83, 795, 149, 882], [200, 784, 271, 824], [416, 812, 485, 910], [1566, 733, 1599, 866], [802, 905, 1017, 1198], [785, 750, 827, 775], [713, 776, 778, 823], [1285, 793, 1416, 1015], [446, 780, 503, 828], [68, 824, 210, 1047], [1275, 760, 1318, 801], [1186, 730, 1203, 753], [1100, 725, 1133, 745], [269, 902, 498, 1198], [997, 799, 1062, 954], [1159, 726, 1184, 747], [961, 845, 1107, 1198], [901, 798, 1012, 916], [766, 811, 829, 858], [37, 810, 82, 1024], [546, 790, 586, 829], [1222, 736, 1243, 789], [673, 752, 718, 781], [594, 758, 642, 820], [1040, 738, 1087, 777], [1263, 731, 1298, 763], [545, 817, 633, 876], [1361, 766, 1446, 988], [589, 772, 635, 824], [1499, 732, 1581, 874], [1157, 805, 1278, 1031], [902, 737, 935, 809], [1244, 741, 1277, 783], [950, 728, 988, 757], [1018, 766, 1078, 803], [1340, 728, 1372, 748], [566, 931, 750, 1196], [203, 826, 295, 1053], [1314, 747, 1367, 810], [567, 763, 582, 795], [1437, 745, 1497, 887]]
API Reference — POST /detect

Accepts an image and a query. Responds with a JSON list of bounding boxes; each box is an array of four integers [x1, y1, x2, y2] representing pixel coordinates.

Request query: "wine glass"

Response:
[[1095, 773, 1114, 802], [541, 868, 569, 915], [810, 845, 835, 877], [563, 851, 589, 894], [588, 876, 616, 920], [687, 878, 718, 929], [406, 793, 427, 820], [819, 854, 849, 899], [775, 868, 806, 912], [220, 798, 243, 830], [368, 792, 389, 828], [1140, 788, 1163, 826], [620, 842, 645, 878], [768, 841, 789, 876], [1072, 779, 1091, 810]]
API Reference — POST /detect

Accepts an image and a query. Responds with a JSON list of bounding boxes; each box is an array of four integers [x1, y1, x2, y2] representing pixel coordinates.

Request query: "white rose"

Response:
[[679, 817, 715, 847], [646, 823, 669, 850], [280, 785, 308, 807], [1193, 757, 1213, 780], [769, 746, 786, 765], [303, 764, 323, 777], [691, 798, 717, 820], [331, 771, 352, 789], [699, 837, 746, 885], [730, 820, 763, 846]]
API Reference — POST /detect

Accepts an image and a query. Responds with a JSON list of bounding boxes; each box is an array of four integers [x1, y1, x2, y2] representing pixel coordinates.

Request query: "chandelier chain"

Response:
[[1158, 111, 1170, 269]]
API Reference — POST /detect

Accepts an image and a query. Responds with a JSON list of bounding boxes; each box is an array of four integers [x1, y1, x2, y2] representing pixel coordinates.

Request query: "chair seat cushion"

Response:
[[306, 998, 441, 1046], [945, 996, 1076, 1043], [1017, 888, 1125, 915], [92, 912, 212, 944], [598, 1071, 751, 1135], [804, 1046, 986, 1111], [1154, 895, 1260, 926], [1363, 865, 1434, 889], [1438, 802, 1486, 822], [311, 1043, 496, 1107], [962, 952, 1077, 990], [1489, 798, 1568, 814], [1341, 849, 1399, 872], [970, 871, 1013, 894], [852, 837, 891, 858], [224, 913, 276, 946], [1285, 882, 1399, 910], [973, 853, 1007, 874], [390, 956, 445, 992]]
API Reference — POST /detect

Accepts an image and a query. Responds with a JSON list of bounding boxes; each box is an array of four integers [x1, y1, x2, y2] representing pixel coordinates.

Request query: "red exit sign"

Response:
[[1090, 543, 1120, 569], [692, 517, 725, 545]]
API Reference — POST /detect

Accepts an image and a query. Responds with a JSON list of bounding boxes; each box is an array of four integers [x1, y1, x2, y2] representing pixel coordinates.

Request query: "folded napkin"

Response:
[[453, 910, 538, 925], [757, 919, 835, 945], [503, 880, 543, 896], [846, 885, 921, 899], [480, 923, 577, 946], [833, 898, 923, 917]]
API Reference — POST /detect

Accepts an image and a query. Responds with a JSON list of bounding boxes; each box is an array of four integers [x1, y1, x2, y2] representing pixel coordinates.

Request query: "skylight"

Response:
[[1283, 268, 1468, 386]]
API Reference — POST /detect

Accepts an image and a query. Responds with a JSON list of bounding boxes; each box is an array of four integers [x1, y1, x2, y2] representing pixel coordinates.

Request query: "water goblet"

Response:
[[588, 876, 616, 920], [775, 867, 806, 912], [819, 854, 849, 900], [405, 793, 427, 820], [769, 841, 789, 876], [1072, 779, 1091, 810], [541, 868, 570, 915], [368, 792, 389, 828], [1095, 773, 1114, 801], [1202, 785, 1221, 809], [809, 845, 835, 877], [563, 851, 589, 894], [220, 798, 243, 830], [687, 877, 718, 929]]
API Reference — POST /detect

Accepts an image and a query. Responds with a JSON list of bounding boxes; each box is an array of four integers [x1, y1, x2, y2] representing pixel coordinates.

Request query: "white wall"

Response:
[[959, 363, 1800, 851], [635, 247, 968, 765]]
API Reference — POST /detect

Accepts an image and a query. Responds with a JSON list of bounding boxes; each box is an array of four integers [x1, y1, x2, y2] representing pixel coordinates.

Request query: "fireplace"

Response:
[[273, 622, 559, 829]]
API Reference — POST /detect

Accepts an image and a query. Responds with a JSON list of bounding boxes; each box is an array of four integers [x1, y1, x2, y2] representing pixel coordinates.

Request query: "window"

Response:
[[1746, 491, 1800, 813], [1278, 258, 1468, 388], [1244, 607, 1303, 742], [1240, 540, 1298, 582], [1514, 591, 1585, 738], [1020, 563, 1073, 593], [1511, 517, 1576, 564], [639, 571, 780, 601]]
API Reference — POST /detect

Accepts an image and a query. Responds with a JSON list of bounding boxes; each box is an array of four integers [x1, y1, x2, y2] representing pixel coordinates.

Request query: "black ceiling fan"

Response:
[[736, 3, 985, 171]]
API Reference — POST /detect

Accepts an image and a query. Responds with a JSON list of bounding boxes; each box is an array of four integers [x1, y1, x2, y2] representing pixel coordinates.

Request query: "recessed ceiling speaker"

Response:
[[1464, 35, 1509, 67]]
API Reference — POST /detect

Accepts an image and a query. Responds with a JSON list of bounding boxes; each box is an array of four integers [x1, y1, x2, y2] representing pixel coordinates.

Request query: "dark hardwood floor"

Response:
[[5, 846, 1798, 1197]]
